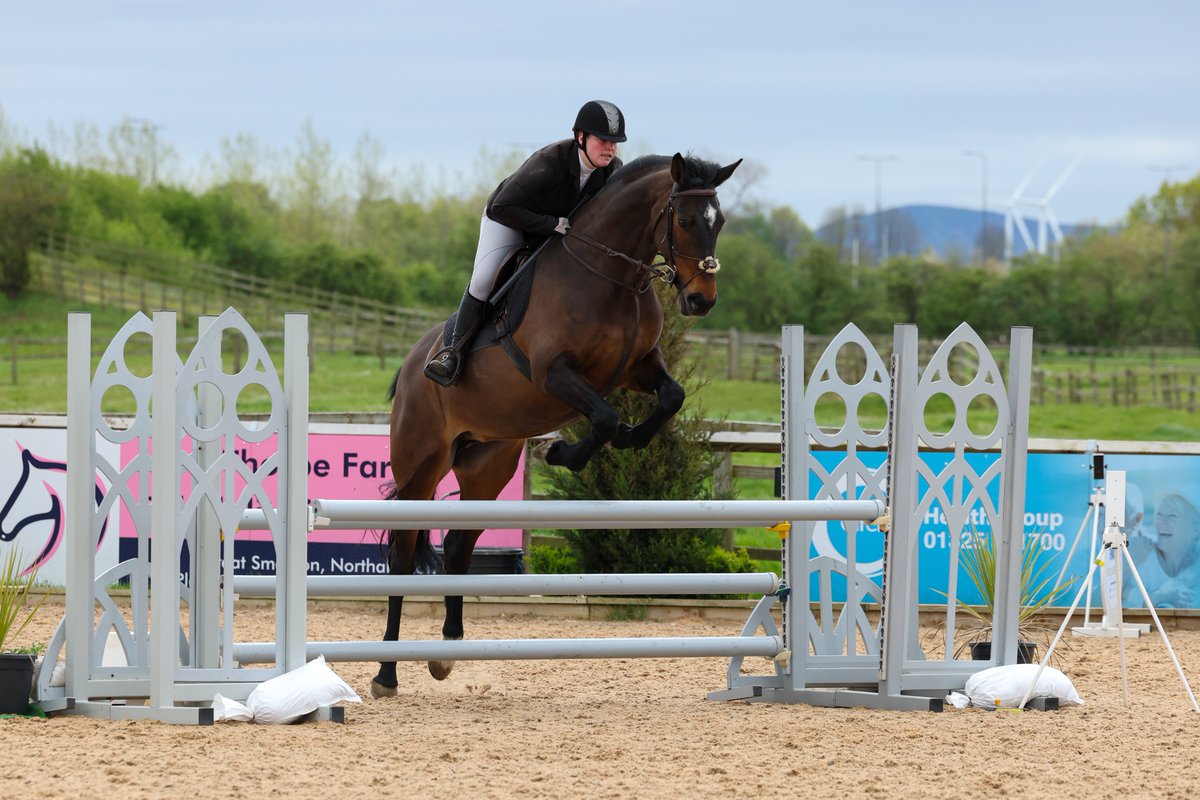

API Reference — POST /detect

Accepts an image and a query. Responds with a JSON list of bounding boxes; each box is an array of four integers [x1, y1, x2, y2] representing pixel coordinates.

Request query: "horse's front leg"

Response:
[[611, 347, 684, 450], [428, 528, 481, 680], [540, 354, 620, 472]]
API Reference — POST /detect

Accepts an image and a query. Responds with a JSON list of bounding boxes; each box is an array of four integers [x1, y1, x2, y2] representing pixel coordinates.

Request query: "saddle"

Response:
[[439, 245, 539, 380]]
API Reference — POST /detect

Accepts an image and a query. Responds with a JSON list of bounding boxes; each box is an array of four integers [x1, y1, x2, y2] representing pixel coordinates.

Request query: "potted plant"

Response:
[[0, 548, 46, 714], [938, 527, 1076, 663]]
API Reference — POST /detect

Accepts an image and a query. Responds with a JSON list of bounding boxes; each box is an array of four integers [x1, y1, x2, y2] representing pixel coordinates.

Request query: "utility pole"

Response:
[[963, 150, 988, 267], [1148, 164, 1186, 276], [858, 155, 898, 263]]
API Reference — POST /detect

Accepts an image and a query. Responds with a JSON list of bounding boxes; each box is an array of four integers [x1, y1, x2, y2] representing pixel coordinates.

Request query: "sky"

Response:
[[1, 1, 1197, 228]]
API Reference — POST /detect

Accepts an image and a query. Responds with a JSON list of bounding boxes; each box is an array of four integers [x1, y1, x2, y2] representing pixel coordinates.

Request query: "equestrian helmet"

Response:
[[573, 100, 627, 143]]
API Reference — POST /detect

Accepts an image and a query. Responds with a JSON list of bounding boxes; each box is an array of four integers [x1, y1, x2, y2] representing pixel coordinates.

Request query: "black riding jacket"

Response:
[[486, 138, 623, 239]]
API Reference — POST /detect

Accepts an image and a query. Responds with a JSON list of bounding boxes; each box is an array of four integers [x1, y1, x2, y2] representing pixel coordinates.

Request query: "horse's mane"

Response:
[[603, 153, 725, 194]]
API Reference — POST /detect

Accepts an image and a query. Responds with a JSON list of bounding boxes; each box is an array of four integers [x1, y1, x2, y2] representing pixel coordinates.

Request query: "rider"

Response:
[[424, 100, 627, 386]]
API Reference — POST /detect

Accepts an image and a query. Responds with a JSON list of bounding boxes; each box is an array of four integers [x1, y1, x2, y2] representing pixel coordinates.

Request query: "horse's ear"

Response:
[[670, 153, 687, 185], [713, 158, 743, 188]]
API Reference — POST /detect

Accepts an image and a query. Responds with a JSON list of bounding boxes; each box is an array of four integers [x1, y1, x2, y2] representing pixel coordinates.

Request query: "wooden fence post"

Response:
[[713, 451, 734, 550], [726, 327, 739, 380]]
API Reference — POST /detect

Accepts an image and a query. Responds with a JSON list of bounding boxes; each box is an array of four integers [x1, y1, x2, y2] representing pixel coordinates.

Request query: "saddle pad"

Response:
[[440, 254, 536, 356]]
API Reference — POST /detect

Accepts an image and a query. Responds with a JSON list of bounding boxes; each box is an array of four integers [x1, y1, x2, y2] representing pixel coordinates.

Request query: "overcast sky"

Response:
[[2, 1, 1196, 227]]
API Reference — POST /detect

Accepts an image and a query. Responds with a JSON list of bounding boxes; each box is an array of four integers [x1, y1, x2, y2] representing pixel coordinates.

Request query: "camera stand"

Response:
[[1075, 462, 1147, 638], [1057, 450, 1147, 638], [1021, 470, 1198, 711]]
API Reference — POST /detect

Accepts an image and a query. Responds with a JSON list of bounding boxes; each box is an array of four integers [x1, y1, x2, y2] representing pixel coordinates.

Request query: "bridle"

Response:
[[562, 186, 722, 297]]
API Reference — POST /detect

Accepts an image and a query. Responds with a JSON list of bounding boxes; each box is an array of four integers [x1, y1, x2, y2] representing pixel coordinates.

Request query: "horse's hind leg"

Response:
[[427, 439, 525, 681], [371, 432, 452, 698]]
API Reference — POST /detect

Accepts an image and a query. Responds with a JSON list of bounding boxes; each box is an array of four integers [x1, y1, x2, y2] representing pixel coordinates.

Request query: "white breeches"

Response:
[[468, 212, 525, 301]]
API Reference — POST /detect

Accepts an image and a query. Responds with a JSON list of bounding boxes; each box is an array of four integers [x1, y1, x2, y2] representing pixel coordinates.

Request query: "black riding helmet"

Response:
[[573, 100, 627, 143]]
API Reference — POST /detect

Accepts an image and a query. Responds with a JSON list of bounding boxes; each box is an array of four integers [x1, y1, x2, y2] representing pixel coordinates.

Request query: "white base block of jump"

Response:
[[1071, 622, 1149, 638]]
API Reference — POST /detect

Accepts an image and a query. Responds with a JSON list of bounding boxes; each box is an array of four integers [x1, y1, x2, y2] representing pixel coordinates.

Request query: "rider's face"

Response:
[[580, 133, 618, 167]]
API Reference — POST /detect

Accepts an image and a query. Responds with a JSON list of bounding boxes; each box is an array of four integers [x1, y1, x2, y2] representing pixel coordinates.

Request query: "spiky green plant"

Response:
[[937, 526, 1077, 659], [0, 549, 45, 652]]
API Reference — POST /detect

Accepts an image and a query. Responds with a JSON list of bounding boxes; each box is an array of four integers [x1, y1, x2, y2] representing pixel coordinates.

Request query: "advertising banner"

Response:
[[810, 450, 1200, 609]]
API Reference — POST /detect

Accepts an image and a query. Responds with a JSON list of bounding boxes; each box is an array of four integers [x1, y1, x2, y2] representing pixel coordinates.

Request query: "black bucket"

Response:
[[0, 653, 35, 714], [433, 546, 525, 575], [969, 641, 1037, 663]]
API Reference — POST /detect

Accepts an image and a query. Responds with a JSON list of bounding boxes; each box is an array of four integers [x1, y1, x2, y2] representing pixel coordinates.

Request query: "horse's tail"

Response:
[[384, 365, 403, 403], [413, 530, 439, 575], [378, 479, 442, 575]]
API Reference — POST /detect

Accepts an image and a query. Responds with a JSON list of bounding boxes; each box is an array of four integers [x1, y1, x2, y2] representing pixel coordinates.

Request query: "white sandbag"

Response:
[[212, 693, 254, 722], [963, 663, 1084, 709], [244, 655, 362, 724], [945, 691, 971, 709]]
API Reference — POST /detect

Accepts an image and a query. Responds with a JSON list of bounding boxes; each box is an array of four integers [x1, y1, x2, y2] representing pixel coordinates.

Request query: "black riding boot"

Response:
[[424, 291, 488, 387]]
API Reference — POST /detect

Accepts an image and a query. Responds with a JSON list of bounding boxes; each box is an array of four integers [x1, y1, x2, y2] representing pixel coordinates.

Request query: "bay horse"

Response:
[[372, 152, 741, 697]]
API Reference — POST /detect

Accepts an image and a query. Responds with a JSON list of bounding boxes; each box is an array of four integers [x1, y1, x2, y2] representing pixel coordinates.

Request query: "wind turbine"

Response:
[[1033, 156, 1082, 259], [1004, 157, 1082, 263], [1004, 162, 1040, 263]]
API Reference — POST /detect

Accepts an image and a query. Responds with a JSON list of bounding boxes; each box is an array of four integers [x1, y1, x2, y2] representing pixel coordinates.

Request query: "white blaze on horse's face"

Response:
[[704, 204, 718, 230]]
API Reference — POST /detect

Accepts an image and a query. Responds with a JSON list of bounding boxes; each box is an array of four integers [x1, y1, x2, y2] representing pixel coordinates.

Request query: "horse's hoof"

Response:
[[546, 441, 588, 472], [428, 660, 455, 681], [370, 679, 398, 699], [544, 440, 568, 467]]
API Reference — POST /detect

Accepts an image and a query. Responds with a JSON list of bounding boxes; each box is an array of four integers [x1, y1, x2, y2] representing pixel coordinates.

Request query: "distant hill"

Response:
[[815, 204, 1094, 262]]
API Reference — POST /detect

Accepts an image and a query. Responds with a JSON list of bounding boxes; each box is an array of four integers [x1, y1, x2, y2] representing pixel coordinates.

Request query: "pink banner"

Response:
[[119, 432, 525, 548]]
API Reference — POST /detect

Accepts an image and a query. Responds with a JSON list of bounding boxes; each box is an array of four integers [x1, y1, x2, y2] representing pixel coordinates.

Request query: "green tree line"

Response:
[[2, 113, 1198, 346]]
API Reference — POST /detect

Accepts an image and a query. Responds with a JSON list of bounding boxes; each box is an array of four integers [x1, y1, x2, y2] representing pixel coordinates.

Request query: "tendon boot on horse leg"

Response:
[[424, 290, 488, 387]]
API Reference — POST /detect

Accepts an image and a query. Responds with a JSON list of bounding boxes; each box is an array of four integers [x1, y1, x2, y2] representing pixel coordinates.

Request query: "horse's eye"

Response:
[[677, 217, 692, 230]]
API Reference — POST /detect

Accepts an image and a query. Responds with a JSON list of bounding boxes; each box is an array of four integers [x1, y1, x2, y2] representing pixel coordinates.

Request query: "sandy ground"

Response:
[[3, 601, 1200, 800]]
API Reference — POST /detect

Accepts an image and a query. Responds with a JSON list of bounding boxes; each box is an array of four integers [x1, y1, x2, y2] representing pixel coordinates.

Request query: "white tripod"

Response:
[[1059, 458, 1148, 638], [1021, 470, 1199, 711]]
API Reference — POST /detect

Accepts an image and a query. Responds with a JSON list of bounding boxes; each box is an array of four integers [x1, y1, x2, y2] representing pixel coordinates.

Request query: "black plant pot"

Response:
[[970, 640, 1037, 663], [0, 653, 35, 714]]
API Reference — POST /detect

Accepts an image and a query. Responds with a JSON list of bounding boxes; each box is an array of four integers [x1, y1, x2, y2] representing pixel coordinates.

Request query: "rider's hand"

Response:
[[554, 217, 570, 235]]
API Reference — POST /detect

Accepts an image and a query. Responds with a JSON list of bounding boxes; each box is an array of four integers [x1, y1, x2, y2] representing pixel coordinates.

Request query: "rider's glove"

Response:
[[554, 217, 570, 235]]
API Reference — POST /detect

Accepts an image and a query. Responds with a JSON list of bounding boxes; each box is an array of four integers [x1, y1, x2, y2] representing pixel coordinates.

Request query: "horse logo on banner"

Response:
[[0, 443, 108, 576]]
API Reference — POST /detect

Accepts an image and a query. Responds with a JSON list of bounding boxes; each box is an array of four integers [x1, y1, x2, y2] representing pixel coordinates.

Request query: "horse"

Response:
[[371, 152, 741, 697]]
